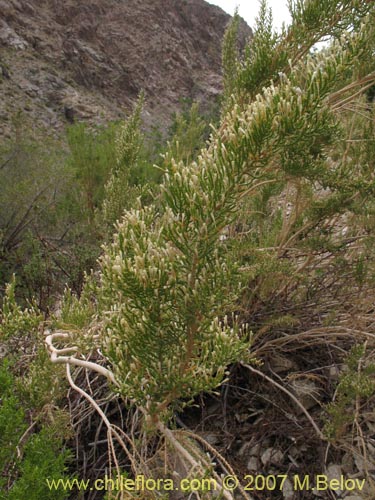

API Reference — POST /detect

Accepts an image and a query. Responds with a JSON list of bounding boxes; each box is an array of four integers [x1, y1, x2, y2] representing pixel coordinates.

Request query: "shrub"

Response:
[[0, 361, 72, 499]]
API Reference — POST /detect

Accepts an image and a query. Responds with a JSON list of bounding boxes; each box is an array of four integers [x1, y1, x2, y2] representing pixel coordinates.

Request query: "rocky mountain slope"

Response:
[[0, 0, 251, 137]]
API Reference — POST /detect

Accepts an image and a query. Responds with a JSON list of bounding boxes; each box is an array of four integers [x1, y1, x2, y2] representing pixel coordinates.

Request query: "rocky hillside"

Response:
[[0, 0, 251, 137]]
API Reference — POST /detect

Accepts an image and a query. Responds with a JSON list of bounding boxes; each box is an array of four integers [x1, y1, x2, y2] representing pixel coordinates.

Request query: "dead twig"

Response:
[[241, 362, 325, 440]]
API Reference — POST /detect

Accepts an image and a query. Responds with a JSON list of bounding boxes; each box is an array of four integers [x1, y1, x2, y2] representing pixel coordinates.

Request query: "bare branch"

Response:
[[44, 330, 118, 387], [241, 362, 325, 440]]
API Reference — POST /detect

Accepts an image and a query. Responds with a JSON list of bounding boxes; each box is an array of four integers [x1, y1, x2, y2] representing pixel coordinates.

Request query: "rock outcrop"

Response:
[[0, 0, 251, 136]]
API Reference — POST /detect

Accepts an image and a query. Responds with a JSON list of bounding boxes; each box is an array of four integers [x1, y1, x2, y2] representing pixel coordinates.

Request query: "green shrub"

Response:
[[0, 361, 72, 499], [66, 121, 117, 219], [4, 429, 72, 500], [324, 344, 375, 440], [0, 275, 42, 342], [54, 0, 375, 428]]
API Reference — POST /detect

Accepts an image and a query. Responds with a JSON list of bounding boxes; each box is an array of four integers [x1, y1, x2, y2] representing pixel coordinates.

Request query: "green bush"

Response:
[[0, 275, 42, 342], [0, 361, 72, 499], [4, 429, 72, 500], [324, 344, 375, 440], [57, 0, 375, 426]]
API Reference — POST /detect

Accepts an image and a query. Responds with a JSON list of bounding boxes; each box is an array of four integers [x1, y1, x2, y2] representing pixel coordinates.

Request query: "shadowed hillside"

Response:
[[0, 0, 251, 136]]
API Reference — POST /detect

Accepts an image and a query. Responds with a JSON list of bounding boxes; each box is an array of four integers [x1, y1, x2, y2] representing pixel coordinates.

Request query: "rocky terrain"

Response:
[[0, 0, 251, 137]]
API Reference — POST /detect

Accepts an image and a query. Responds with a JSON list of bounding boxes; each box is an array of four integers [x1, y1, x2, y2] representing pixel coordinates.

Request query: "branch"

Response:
[[65, 364, 138, 476], [157, 421, 238, 500], [329, 72, 375, 110], [241, 362, 325, 440], [44, 329, 118, 387]]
